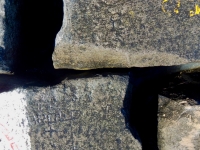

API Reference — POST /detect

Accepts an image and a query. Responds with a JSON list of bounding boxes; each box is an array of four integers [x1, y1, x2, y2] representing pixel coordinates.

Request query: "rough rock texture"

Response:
[[53, 0, 200, 70], [0, 75, 142, 150], [158, 96, 200, 150], [1, 67, 200, 149], [0, 0, 21, 73]]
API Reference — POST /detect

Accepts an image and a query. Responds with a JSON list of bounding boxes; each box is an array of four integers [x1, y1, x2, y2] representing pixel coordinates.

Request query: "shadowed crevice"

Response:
[[10, 0, 64, 72], [122, 67, 172, 150], [123, 67, 200, 150]]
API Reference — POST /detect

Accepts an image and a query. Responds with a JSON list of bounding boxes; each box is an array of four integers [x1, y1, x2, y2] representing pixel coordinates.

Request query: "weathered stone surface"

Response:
[[53, 0, 200, 70], [158, 95, 200, 150], [0, 75, 141, 149]]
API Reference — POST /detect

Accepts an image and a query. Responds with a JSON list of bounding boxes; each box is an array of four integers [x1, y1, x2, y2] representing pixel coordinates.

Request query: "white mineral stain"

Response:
[[0, 89, 31, 150]]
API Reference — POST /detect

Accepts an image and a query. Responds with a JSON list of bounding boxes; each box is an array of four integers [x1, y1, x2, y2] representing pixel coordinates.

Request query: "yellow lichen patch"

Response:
[[162, 0, 200, 17], [190, 10, 195, 17], [162, 0, 180, 14], [195, 4, 200, 14], [190, 4, 200, 17], [174, 8, 179, 14], [161, 0, 168, 13], [177, 0, 180, 8], [174, 0, 180, 14], [128, 11, 134, 18]]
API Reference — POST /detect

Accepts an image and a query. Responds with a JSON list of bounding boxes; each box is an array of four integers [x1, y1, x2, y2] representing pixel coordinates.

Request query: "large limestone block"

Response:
[[53, 0, 200, 70], [158, 96, 200, 150], [0, 75, 141, 149]]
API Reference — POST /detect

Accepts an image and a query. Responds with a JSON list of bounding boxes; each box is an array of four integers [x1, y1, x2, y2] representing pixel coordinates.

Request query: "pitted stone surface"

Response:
[[25, 75, 141, 149], [54, 0, 200, 69]]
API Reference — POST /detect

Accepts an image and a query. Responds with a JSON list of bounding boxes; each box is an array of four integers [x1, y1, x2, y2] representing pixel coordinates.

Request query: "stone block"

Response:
[[53, 0, 200, 70], [0, 75, 142, 149]]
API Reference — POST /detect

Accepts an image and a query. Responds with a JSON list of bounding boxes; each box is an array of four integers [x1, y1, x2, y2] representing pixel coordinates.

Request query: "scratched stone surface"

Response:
[[158, 96, 200, 150], [53, 0, 200, 70], [24, 75, 141, 150]]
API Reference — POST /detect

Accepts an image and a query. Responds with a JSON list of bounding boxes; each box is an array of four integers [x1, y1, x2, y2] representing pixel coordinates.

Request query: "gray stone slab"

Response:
[[53, 0, 200, 70], [0, 75, 141, 150]]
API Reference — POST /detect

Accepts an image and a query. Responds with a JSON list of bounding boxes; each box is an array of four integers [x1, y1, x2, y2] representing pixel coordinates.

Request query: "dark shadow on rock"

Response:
[[18, 0, 63, 72], [3, 0, 23, 71], [122, 67, 200, 150], [0, 68, 131, 93], [122, 67, 172, 150], [3, 0, 63, 72], [0, 46, 5, 61], [160, 70, 200, 104]]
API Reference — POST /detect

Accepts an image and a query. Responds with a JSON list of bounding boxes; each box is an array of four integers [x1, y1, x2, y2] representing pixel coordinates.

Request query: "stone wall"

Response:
[[0, 0, 200, 149]]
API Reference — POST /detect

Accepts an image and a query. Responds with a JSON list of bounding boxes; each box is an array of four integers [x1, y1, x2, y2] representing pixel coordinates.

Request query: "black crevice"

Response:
[[4, 0, 64, 72], [123, 67, 200, 150]]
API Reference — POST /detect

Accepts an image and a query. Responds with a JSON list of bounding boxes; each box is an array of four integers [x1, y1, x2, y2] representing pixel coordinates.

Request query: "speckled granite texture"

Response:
[[54, 0, 200, 69], [26, 75, 141, 149], [0, 75, 141, 150]]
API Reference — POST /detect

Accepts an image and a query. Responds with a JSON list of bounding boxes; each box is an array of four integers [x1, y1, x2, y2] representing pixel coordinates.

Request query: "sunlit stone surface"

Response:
[[0, 89, 31, 150], [54, 0, 200, 70], [0, 75, 142, 149]]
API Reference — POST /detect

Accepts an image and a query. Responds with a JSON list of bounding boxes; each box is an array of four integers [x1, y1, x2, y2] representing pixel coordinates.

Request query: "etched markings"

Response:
[[190, 4, 200, 17], [0, 123, 19, 150]]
